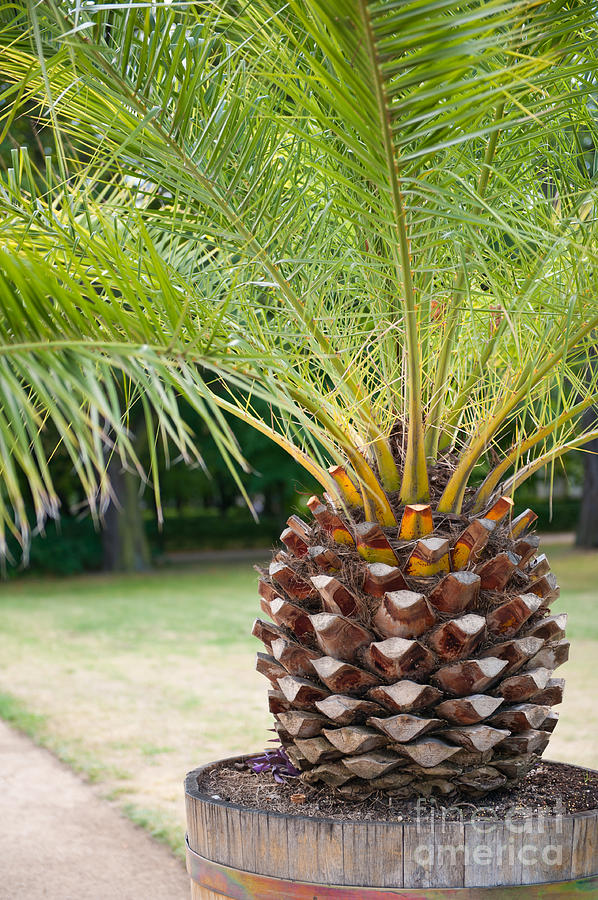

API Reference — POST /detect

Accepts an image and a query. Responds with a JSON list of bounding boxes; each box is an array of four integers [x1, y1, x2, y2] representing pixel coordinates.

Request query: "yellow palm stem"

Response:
[[472, 395, 598, 513], [501, 430, 598, 496], [438, 317, 598, 513]]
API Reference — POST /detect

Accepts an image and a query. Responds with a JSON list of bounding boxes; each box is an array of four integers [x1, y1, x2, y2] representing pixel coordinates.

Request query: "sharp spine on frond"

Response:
[[472, 396, 598, 513], [437, 318, 598, 514], [501, 430, 598, 498], [424, 101, 505, 464]]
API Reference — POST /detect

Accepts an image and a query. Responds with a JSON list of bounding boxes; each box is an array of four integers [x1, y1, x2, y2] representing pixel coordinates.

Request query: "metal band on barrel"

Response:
[[186, 836, 598, 899]]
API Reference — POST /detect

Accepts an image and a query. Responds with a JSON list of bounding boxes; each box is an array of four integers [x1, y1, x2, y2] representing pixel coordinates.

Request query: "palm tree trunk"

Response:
[[101, 454, 151, 572]]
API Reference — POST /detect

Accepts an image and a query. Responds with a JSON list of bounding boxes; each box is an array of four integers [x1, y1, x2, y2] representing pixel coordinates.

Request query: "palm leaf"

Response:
[[1, 0, 598, 546]]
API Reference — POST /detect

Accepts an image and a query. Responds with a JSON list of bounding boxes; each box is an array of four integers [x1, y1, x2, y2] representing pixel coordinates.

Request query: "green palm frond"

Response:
[[1, 0, 598, 547]]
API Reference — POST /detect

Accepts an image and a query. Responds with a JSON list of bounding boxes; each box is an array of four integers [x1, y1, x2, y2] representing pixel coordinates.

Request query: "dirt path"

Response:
[[0, 720, 189, 899]]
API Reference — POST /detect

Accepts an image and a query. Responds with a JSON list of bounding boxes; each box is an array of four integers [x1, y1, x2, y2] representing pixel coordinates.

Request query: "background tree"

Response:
[[101, 427, 151, 572], [576, 429, 598, 547], [576, 344, 598, 548]]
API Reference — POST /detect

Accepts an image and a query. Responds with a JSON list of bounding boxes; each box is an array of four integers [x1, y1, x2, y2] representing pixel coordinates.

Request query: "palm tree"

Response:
[[2, 0, 598, 797]]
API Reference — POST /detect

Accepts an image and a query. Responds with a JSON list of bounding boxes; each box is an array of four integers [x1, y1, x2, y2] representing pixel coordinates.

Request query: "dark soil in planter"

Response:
[[197, 759, 598, 823]]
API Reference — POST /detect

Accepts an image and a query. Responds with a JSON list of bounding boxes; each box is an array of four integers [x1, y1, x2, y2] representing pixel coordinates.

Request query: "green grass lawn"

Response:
[[0, 543, 596, 859]]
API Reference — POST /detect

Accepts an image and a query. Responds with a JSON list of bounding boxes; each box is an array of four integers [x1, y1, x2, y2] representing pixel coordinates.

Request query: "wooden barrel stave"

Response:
[[185, 757, 598, 897]]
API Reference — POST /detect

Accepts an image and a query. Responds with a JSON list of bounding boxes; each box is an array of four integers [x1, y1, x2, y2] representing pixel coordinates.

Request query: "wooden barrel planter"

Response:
[[185, 756, 598, 898]]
